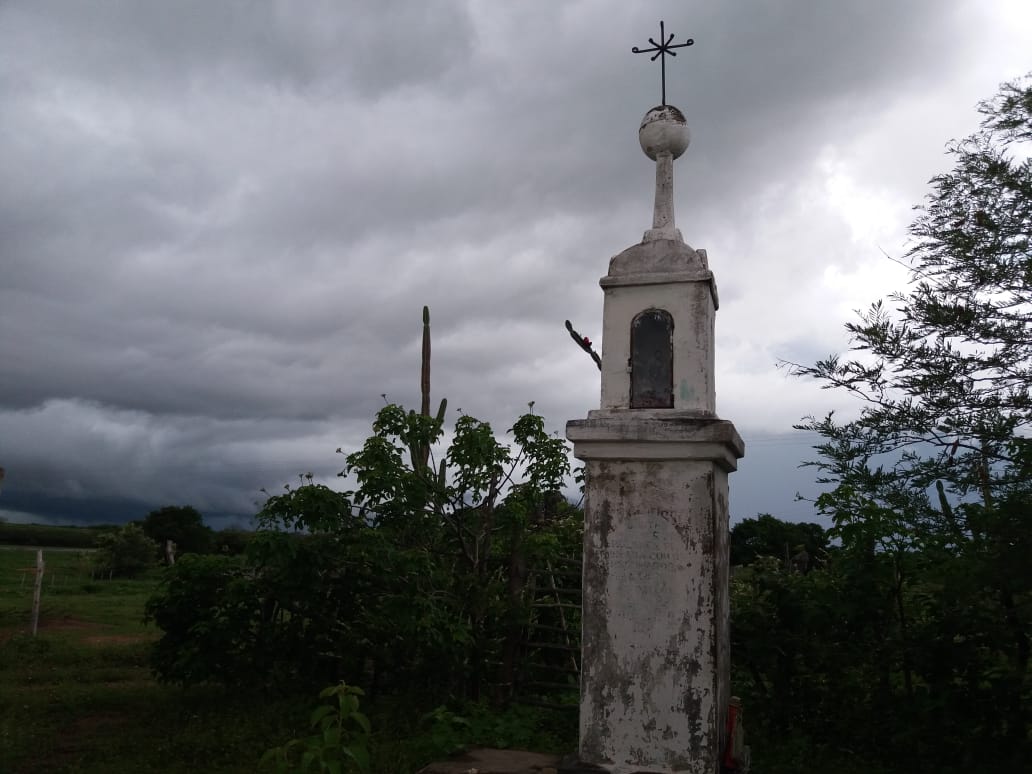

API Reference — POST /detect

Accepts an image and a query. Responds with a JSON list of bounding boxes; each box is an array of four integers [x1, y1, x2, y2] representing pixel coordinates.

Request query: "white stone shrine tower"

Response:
[[564, 100, 745, 773]]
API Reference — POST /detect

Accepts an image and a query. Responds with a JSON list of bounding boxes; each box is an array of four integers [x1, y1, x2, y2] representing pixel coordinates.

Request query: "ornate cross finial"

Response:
[[632, 20, 694, 106]]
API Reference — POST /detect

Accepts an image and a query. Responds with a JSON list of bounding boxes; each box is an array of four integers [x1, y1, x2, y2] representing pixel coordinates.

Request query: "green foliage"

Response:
[[214, 527, 255, 555], [791, 74, 1031, 499], [93, 523, 159, 579], [145, 527, 478, 693], [257, 484, 357, 533], [147, 405, 578, 700], [419, 702, 573, 754], [145, 305, 580, 736], [774, 73, 1032, 771], [729, 514, 828, 567], [1, 542, 572, 773], [141, 505, 214, 558], [344, 402, 573, 699], [144, 553, 265, 686], [343, 403, 570, 554], [261, 683, 371, 774], [0, 546, 338, 774]]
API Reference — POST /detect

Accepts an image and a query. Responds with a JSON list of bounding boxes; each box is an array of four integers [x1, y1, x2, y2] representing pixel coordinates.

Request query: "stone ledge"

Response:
[[598, 272, 719, 311], [566, 415, 744, 470], [599, 270, 712, 288]]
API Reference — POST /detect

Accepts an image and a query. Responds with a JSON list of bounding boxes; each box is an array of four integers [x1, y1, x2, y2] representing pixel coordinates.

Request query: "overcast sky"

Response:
[[1, 1, 1030, 529]]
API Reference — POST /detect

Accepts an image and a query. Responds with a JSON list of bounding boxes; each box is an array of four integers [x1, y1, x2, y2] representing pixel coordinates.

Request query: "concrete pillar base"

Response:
[[566, 413, 744, 774]]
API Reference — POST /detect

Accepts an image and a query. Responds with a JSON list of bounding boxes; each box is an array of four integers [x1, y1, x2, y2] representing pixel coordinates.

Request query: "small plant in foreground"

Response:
[[420, 702, 574, 755], [260, 683, 371, 774], [421, 706, 472, 756]]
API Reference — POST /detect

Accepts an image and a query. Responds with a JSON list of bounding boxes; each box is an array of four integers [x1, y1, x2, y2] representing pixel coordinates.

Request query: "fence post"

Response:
[[31, 550, 45, 637]]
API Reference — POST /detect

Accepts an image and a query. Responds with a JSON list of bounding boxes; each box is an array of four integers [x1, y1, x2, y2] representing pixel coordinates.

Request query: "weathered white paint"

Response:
[[647, 151, 680, 242], [564, 103, 743, 774], [638, 105, 690, 161], [599, 241, 717, 414], [567, 418, 740, 773]]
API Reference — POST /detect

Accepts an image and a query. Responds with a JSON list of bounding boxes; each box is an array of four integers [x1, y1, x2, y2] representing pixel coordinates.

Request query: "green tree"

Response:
[[788, 73, 1032, 768], [253, 307, 574, 700], [141, 505, 214, 558], [148, 307, 579, 704], [212, 527, 255, 555], [729, 513, 828, 568], [337, 402, 572, 700], [257, 483, 357, 534], [93, 523, 159, 578]]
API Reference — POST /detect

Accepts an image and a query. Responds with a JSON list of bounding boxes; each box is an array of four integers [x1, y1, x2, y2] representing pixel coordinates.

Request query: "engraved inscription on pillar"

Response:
[[607, 510, 685, 637], [630, 308, 674, 408]]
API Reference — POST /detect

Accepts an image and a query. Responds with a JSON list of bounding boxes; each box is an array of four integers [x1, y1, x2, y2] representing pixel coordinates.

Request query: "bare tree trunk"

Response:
[[893, 556, 914, 699]]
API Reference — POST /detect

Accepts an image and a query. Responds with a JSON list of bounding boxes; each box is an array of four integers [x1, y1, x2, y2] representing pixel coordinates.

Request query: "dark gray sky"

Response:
[[1, 1, 1029, 528]]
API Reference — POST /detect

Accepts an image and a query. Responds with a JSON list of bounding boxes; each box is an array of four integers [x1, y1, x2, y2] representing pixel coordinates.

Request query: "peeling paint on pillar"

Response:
[[569, 431, 740, 773]]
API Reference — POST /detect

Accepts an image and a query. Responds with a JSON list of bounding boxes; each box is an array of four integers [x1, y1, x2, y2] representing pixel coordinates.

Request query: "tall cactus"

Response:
[[421, 306, 431, 418], [411, 306, 447, 473]]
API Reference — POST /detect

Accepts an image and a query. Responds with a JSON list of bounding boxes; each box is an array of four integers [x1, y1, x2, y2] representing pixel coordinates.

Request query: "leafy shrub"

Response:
[[214, 527, 255, 555], [143, 322, 580, 703], [93, 523, 158, 578], [145, 553, 270, 687], [420, 702, 571, 754], [145, 530, 476, 694], [261, 683, 371, 773]]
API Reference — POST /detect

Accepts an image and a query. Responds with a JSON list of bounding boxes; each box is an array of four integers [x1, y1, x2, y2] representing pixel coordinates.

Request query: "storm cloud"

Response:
[[1, 1, 1030, 527]]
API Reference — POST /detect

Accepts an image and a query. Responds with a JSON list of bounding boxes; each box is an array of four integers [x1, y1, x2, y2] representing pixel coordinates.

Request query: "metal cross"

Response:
[[632, 20, 694, 106]]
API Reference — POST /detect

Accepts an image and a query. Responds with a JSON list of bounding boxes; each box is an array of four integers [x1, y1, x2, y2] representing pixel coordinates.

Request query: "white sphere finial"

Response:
[[639, 105, 690, 160], [639, 104, 689, 242]]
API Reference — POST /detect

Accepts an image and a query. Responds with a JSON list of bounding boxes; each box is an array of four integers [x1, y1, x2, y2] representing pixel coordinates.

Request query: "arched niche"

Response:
[[630, 308, 674, 408]]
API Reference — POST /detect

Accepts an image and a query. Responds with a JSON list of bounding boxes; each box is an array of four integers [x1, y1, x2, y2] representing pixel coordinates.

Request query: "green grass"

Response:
[[0, 546, 576, 773], [0, 547, 150, 633], [0, 546, 310, 773]]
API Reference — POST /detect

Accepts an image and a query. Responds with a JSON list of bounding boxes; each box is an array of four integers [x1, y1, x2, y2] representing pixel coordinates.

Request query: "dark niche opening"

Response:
[[630, 308, 674, 409]]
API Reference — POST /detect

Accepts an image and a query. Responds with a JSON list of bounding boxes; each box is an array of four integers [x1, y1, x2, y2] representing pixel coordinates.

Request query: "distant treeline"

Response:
[[0, 521, 254, 554], [0, 522, 119, 548]]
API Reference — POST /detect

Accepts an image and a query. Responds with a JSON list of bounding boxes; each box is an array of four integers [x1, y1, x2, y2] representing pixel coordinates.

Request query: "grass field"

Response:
[[0, 545, 575, 773], [0, 546, 308, 773], [0, 524, 581, 773]]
